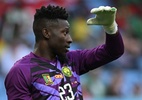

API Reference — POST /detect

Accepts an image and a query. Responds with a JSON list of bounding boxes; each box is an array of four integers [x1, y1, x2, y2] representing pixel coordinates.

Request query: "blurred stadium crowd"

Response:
[[0, 0, 142, 100]]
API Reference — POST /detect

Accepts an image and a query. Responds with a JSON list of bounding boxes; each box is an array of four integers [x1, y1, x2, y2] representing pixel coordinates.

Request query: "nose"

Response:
[[66, 34, 73, 44]]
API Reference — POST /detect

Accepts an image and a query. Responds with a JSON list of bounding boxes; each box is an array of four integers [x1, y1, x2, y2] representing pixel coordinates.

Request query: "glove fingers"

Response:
[[90, 6, 106, 14], [90, 8, 100, 14], [87, 6, 117, 26], [91, 6, 117, 14]]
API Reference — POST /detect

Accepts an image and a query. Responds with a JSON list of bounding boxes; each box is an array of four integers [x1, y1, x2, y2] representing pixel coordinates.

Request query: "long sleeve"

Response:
[[67, 31, 124, 75]]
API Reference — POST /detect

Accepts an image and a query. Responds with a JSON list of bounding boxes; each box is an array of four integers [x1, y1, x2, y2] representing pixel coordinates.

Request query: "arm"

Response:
[[80, 6, 124, 74], [5, 65, 32, 100], [68, 6, 124, 75], [69, 31, 124, 75]]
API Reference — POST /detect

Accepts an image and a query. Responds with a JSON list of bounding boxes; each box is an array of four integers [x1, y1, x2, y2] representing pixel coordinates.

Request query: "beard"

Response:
[[57, 53, 68, 65]]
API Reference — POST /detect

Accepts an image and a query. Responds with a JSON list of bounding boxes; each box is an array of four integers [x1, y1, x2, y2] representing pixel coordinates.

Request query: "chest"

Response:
[[30, 62, 82, 100]]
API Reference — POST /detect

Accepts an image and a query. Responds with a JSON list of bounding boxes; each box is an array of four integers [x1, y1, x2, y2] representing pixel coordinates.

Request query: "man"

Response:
[[5, 5, 124, 100]]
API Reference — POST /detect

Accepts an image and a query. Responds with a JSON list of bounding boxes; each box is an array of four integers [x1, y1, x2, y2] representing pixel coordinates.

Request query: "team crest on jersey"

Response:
[[42, 74, 53, 85], [62, 66, 72, 77]]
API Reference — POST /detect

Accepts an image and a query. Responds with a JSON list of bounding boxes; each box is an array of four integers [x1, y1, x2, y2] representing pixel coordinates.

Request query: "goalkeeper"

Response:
[[5, 5, 124, 100]]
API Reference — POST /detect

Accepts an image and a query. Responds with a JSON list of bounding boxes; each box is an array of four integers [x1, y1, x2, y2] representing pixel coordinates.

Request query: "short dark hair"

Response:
[[34, 5, 69, 20], [33, 5, 69, 42]]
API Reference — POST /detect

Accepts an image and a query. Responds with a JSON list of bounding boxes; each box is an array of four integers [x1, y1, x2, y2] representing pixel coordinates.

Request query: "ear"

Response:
[[42, 28, 50, 39]]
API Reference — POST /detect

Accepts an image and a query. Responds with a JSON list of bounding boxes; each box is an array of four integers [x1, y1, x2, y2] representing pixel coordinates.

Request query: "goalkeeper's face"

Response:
[[47, 19, 72, 57]]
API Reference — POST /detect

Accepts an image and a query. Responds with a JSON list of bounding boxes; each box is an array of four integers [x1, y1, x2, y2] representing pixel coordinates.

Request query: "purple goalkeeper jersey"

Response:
[[5, 32, 124, 100]]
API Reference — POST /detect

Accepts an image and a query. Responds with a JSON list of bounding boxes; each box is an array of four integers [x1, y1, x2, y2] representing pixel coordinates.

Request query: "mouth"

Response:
[[65, 46, 70, 52]]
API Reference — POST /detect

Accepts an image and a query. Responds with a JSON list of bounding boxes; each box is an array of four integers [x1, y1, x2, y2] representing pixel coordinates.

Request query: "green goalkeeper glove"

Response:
[[87, 6, 118, 34]]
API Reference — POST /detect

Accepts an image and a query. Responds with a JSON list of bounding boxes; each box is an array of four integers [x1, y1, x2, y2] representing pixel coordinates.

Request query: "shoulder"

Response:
[[5, 53, 34, 85], [8, 52, 34, 75]]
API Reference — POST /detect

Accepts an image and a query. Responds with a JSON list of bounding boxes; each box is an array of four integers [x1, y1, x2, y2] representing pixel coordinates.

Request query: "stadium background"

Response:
[[0, 0, 142, 100]]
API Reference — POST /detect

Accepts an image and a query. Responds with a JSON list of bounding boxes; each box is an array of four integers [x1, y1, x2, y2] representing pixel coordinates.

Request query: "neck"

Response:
[[33, 41, 56, 61]]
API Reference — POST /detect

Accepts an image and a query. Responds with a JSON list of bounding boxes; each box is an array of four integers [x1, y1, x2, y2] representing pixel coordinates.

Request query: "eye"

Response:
[[62, 29, 69, 36], [65, 30, 69, 34]]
